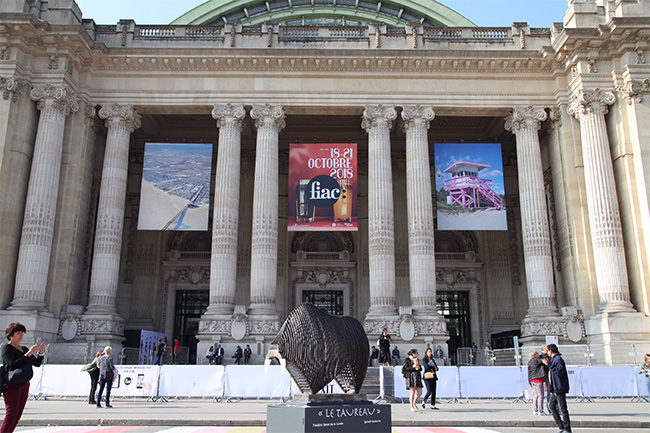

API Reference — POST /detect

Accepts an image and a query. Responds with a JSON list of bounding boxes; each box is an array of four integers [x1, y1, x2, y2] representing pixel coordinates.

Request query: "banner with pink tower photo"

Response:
[[434, 142, 508, 231]]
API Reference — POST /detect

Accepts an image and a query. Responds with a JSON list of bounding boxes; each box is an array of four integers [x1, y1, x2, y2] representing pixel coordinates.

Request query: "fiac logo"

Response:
[[307, 174, 342, 207]]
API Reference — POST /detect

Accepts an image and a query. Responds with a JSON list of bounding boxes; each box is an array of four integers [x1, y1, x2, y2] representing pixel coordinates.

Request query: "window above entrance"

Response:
[[171, 0, 476, 28]]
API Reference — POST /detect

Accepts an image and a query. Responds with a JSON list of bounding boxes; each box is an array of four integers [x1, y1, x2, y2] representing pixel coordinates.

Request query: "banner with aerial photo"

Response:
[[288, 143, 357, 232], [434, 142, 507, 231], [138, 142, 212, 231]]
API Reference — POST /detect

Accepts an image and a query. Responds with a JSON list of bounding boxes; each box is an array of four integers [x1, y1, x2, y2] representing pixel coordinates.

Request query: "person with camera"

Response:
[[1, 322, 46, 433], [421, 347, 439, 410]]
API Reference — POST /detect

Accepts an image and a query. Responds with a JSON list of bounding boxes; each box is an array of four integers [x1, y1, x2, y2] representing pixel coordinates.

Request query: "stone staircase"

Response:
[[360, 367, 395, 401]]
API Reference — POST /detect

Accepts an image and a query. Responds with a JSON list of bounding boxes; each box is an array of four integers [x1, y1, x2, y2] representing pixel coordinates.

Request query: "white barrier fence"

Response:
[[25, 365, 650, 400]]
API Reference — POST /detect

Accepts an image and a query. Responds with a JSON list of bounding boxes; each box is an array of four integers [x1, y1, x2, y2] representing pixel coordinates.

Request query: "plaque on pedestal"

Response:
[[267, 394, 391, 433]]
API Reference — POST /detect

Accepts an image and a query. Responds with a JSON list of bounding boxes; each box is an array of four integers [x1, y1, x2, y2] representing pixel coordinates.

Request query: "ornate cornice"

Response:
[[29, 84, 79, 116], [98, 103, 142, 132], [567, 88, 616, 121], [616, 78, 650, 105], [504, 105, 548, 133]]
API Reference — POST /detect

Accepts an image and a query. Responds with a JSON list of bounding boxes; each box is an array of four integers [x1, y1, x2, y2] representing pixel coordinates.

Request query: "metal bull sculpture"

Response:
[[264, 303, 369, 395]]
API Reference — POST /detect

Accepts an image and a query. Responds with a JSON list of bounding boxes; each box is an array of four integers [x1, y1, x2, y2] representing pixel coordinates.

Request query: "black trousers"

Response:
[[88, 370, 100, 403], [549, 392, 571, 432], [422, 378, 437, 406]]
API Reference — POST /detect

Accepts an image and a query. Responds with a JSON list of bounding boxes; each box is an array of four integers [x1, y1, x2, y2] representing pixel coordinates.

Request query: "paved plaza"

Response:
[[5, 398, 649, 431]]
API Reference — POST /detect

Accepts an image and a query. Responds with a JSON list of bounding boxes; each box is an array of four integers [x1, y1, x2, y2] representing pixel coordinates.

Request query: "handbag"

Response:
[[0, 365, 9, 394], [424, 371, 435, 380], [103, 369, 114, 382]]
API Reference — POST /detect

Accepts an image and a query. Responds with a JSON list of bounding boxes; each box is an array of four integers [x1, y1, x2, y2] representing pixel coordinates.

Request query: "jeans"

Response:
[[646, 380, 650, 401], [96, 376, 113, 406], [530, 382, 544, 413], [549, 392, 571, 432]]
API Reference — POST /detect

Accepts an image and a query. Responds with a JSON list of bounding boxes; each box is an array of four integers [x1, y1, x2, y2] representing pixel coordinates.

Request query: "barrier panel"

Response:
[[580, 366, 636, 398], [224, 365, 292, 398], [459, 366, 522, 398], [39, 365, 88, 396], [28, 366, 44, 396], [635, 367, 649, 398], [159, 365, 224, 398], [393, 366, 460, 399], [111, 365, 159, 398]]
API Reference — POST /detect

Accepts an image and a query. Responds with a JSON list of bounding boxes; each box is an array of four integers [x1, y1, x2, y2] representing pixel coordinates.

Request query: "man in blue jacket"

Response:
[[543, 344, 571, 433]]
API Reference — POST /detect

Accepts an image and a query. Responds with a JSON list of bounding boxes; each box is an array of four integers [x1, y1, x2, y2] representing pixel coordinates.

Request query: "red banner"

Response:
[[288, 143, 358, 231]]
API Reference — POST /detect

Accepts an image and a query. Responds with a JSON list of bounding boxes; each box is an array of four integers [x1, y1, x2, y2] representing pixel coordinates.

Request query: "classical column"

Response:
[[402, 105, 439, 316], [205, 104, 245, 316], [84, 104, 141, 319], [248, 104, 285, 317], [362, 105, 398, 318], [9, 84, 78, 311], [505, 106, 560, 323], [567, 89, 635, 313]]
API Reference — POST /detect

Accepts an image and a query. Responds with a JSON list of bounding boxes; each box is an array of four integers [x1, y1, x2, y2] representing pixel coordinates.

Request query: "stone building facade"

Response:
[[0, 0, 649, 364]]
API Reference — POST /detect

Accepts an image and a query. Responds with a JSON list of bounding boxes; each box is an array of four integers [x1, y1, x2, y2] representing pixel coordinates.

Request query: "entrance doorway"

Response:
[[437, 291, 471, 365], [174, 290, 209, 364]]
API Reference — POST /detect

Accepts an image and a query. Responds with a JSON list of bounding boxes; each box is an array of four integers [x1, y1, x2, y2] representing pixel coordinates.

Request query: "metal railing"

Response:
[[469, 342, 650, 367]]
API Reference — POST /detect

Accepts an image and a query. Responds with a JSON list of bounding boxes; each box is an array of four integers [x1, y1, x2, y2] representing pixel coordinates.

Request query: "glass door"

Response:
[[437, 291, 471, 365], [174, 290, 209, 364]]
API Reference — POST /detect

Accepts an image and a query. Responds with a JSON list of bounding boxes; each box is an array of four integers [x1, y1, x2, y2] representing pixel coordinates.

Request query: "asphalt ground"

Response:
[[5, 397, 650, 430]]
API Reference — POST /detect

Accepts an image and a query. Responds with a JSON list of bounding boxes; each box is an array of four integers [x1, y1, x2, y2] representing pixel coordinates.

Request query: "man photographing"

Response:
[[542, 343, 571, 433]]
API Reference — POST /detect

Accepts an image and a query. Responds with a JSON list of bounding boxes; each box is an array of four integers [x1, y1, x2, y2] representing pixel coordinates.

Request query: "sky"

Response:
[[74, 0, 569, 27], [434, 143, 505, 195]]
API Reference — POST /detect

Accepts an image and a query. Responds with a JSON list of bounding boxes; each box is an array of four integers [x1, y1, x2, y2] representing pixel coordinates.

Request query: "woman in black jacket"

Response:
[[421, 347, 439, 410], [1, 322, 46, 433], [401, 349, 423, 412]]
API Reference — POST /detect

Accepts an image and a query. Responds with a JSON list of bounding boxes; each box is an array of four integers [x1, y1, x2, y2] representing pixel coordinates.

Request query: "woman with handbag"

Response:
[[421, 347, 439, 410], [1, 322, 46, 433], [96, 346, 116, 408], [401, 349, 423, 412], [81, 350, 103, 405]]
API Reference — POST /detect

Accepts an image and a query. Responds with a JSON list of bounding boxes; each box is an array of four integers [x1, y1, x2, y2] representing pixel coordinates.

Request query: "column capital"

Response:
[[30, 84, 79, 116], [98, 103, 142, 132], [504, 106, 547, 133], [212, 103, 246, 130], [401, 105, 435, 130], [250, 103, 285, 131], [567, 88, 615, 121], [1, 76, 29, 102], [362, 104, 397, 132]]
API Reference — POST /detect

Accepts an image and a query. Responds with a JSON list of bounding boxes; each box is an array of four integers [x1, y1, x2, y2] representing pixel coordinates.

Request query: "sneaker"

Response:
[[422, 402, 426, 409], [533, 411, 538, 415], [106, 404, 113, 408], [96, 405, 102, 408], [431, 406, 438, 410]]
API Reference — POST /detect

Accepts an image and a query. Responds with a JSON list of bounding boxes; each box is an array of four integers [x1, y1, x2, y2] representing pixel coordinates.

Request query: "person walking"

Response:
[[639, 353, 650, 401], [377, 328, 392, 366], [543, 344, 571, 433], [527, 350, 547, 415], [1, 322, 46, 433], [96, 346, 116, 408], [81, 350, 103, 405], [401, 349, 423, 412], [421, 347, 439, 410]]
